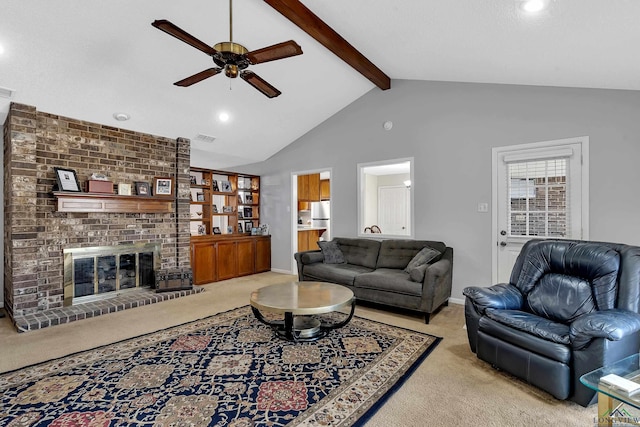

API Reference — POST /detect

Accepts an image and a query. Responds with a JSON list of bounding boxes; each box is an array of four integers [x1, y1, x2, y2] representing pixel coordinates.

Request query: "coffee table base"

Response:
[[251, 302, 356, 342]]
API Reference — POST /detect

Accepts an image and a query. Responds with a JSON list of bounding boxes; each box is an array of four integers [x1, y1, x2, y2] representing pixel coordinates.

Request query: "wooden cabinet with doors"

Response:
[[320, 179, 330, 200], [190, 235, 271, 285], [297, 173, 321, 202], [297, 229, 324, 252]]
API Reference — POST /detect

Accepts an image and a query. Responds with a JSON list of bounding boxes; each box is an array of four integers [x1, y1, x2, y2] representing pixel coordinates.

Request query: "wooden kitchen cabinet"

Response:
[[320, 179, 330, 200], [297, 229, 323, 252], [297, 173, 321, 201], [190, 235, 271, 285]]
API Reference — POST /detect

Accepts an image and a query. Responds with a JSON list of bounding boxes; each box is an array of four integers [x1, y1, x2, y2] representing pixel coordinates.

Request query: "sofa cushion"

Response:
[[478, 316, 571, 364], [354, 268, 422, 297], [485, 309, 571, 345], [303, 263, 374, 286], [317, 240, 346, 264], [377, 240, 446, 269], [526, 274, 597, 323], [404, 246, 442, 273], [408, 264, 429, 283], [334, 238, 381, 269]]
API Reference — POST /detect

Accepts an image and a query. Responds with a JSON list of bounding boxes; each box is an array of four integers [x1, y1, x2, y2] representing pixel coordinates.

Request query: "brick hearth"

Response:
[[3, 103, 192, 331]]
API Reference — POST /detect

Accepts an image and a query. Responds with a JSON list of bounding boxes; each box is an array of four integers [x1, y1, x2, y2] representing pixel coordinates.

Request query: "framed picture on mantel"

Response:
[[153, 177, 174, 198], [54, 167, 81, 192]]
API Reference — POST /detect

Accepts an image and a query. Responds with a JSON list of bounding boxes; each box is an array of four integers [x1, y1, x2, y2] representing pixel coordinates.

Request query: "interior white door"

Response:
[[494, 138, 588, 283], [378, 186, 409, 235]]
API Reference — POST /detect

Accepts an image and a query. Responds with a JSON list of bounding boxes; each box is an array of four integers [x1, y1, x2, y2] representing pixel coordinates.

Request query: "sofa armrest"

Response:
[[462, 284, 523, 314], [421, 255, 453, 312], [570, 309, 640, 350], [293, 250, 323, 280]]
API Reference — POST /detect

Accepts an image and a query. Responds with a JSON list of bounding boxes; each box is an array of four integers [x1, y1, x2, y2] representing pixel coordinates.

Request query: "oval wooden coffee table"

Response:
[[250, 281, 356, 342]]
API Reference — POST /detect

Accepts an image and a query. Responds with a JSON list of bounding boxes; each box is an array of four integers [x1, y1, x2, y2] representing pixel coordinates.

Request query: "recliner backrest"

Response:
[[512, 241, 620, 322]]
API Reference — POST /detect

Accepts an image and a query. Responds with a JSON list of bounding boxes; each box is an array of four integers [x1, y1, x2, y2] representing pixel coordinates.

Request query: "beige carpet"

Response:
[[0, 272, 595, 426]]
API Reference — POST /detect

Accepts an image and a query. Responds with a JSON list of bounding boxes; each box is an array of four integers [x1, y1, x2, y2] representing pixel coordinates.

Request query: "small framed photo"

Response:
[[238, 223, 244, 233], [212, 204, 218, 213], [212, 227, 221, 235], [196, 192, 205, 202], [212, 180, 219, 191], [118, 183, 132, 196], [244, 221, 253, 233], [245, 194, 253, 204], [222, 205, 234, 213], [243, 207, 252, 218], [197, 224, 206, 235], [190, 175, 197, 185], [135, 181, 150, 196], [153, 177, 174, 197], [226, 226, 233, 234], [220, 180, 232, 192], [238, 194, 244, 204], [238, 210, 243, 219], [54, 167, 82, 192]]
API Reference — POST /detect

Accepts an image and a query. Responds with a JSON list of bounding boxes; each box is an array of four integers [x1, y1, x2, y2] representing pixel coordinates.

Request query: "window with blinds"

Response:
[[508, 158, 568, 237]]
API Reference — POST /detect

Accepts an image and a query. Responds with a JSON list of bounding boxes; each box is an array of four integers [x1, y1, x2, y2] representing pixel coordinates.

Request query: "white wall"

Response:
[[228, 80, 640, 302]]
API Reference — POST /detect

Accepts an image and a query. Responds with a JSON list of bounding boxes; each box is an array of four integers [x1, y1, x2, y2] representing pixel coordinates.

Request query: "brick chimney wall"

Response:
[[3, 103, 191, 321]]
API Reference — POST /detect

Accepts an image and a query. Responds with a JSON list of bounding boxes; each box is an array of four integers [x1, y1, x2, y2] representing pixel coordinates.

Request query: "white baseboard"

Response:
[[270, 268, 295, 275], [448, 297, 465, 305]]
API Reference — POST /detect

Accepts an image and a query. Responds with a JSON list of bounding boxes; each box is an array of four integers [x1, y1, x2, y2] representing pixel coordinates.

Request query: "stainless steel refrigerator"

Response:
[[310, 201, 330, 241]]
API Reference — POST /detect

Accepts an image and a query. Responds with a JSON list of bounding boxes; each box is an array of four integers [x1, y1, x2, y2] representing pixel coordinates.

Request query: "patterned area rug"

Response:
[[0, 306, 440, 426]]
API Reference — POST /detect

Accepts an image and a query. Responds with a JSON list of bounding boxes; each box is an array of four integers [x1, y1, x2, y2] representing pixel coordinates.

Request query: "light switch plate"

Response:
[[477, 202, 489, 213]]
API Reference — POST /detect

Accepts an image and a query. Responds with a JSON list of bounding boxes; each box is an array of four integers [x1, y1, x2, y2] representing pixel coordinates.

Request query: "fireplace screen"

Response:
[[64, 243, 161, 305]]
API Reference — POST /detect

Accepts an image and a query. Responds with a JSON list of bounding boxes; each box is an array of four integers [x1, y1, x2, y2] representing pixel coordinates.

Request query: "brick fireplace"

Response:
[[3, 103, 193, 331]]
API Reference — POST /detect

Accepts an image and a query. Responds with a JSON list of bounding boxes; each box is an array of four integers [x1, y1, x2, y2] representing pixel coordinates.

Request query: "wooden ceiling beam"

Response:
[[264, 0, 391, 90]]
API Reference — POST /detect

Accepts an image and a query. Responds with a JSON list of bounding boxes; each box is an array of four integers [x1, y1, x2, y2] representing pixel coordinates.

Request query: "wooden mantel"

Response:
[[53, 192, 174, 213]]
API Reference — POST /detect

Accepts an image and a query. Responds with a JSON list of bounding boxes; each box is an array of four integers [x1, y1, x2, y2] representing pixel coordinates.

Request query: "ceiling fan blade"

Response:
[[174, 68, 222, 87], [152, 19, 217, 56], [245, 40, 303, 64], [240, 71, 281, 98]]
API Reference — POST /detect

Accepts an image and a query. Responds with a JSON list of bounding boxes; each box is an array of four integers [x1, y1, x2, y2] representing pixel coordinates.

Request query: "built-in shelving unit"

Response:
[[189, 167, 269, 284]]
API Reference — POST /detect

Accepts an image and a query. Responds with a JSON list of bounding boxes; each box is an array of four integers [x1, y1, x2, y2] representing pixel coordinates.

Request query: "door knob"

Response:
[[500, 241, 507, 247]]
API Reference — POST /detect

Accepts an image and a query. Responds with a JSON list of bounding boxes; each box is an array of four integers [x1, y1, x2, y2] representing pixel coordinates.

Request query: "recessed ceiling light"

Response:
[[113, 112, 130, 121], [218, 112, 230, 122], [519, 0, 548, 13]]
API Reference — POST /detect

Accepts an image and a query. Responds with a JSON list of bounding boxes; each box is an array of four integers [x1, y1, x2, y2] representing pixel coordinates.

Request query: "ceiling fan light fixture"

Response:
[[225, 64, 239, 78]]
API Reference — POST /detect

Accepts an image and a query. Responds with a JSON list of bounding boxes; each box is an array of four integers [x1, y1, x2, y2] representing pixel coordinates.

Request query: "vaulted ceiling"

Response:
[[2, 1, 639, 168]]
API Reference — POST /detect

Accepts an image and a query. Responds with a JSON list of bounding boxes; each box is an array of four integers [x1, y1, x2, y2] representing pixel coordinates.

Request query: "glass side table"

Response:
[[580, 353, 640, 427]]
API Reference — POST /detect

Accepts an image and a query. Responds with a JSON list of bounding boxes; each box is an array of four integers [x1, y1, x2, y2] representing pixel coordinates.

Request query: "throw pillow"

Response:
[[408, 264, 429, 283], [404, 246, 442, 274], [318, 240, 346, 264]]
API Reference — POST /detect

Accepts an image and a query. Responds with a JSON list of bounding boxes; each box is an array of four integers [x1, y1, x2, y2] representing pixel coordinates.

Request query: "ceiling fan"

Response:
[[152, 0, 303, 98]]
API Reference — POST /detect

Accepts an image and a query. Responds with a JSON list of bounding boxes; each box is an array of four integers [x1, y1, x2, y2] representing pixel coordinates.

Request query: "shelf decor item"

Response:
[[213, 227, 222, 235], [54, 167, 82, 192], [135, 181, 150, 196], [220, 181, 232, 192], [196, 192, 205, 202], [118, 183, 132, 196], [238, 223, 244, 233], [154, 177, 174, 198]]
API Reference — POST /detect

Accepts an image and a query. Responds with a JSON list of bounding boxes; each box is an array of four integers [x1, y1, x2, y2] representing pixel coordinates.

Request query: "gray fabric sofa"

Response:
[[294, 237, 453, 323]]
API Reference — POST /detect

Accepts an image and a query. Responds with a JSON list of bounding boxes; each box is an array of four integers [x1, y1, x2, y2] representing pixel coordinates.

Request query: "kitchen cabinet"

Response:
[[320, 179, 330, 200], [297, 173, 320, 202], [190, 235, 271, 285], [297, 229, 324, 252]]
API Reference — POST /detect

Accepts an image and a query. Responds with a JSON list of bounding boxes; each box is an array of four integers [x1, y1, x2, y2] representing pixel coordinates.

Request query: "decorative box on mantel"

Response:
[[155, 268, 193, 293], [87, 180, 114, 193]]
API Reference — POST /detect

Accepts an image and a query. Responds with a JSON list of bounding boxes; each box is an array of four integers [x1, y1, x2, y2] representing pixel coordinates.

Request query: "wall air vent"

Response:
[[194, 133, 217, 143], [0, 86, 15, 99]]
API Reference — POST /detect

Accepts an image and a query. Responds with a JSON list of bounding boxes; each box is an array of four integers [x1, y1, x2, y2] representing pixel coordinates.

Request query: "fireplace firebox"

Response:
[[64, 243, 161, 306]]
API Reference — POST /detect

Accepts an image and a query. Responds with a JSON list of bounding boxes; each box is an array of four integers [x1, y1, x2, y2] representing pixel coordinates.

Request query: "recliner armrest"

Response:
[[570, 309, 640, 350], [463, 284, 523, 314]]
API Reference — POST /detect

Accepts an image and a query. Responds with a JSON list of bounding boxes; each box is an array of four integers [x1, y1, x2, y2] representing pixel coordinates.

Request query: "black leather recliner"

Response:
[[463, 239, 640, 407]]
